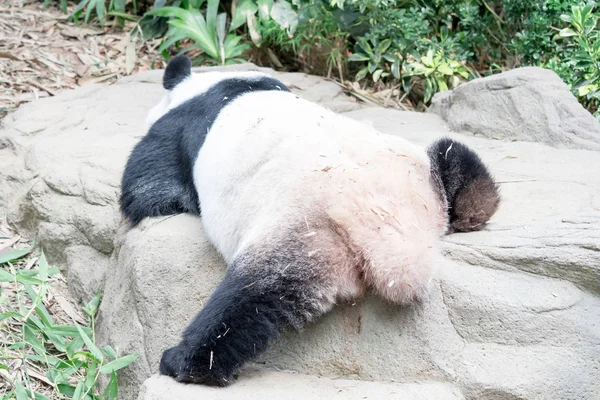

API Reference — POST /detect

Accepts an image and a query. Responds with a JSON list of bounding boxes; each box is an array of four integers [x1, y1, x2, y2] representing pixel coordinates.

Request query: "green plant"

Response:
[[556, 1, 600, 118], [247, 0, 349, 77], [349, 37, 399, 82], [232, 0, 301, 47], [146, 0, 251, 64], [0, 247, 139, 399], [347, 3, 430, 84], [504, 0, 574, 65], [408, 48, 471, 102], [69, 0, 136, 26]]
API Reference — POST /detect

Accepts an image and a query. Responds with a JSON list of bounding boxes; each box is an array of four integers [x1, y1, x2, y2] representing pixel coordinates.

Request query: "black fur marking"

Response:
[[163, 54, 192, 90], [159, 242, 327, 386], [427, 137, 500, 232], [120, 75, 291, 225]]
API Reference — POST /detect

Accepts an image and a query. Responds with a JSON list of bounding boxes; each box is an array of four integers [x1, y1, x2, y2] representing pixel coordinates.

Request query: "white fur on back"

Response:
[[187, 79, 449, 305]]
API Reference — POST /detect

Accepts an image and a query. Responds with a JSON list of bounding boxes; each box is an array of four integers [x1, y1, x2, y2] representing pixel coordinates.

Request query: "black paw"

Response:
[[159, 344, 232, 387]]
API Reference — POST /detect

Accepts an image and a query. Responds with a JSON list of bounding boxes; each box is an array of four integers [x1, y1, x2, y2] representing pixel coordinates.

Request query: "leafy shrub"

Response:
[[555, 1, 600, 119], [0, 247, 139, 399], [43, 0, 600, 114], [258, 0, 349, 76], [146, 0, 251, 64], [408, 48, 471, 102]]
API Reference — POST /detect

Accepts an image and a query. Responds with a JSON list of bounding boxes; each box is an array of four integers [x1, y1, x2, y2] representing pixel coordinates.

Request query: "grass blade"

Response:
[[15, 382, 28, 400], [83, 292, 101, 319], [0, 245, 34, 264], [103, 371, 118, 400], [74, 322, 104, 362], [72, 379, 84, 400], [0, 269, 14, 282], [99, 354, 140, 374]]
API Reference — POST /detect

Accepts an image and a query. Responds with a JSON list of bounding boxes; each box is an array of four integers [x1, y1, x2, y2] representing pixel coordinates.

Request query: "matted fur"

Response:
[[120, 55, 499, 386]]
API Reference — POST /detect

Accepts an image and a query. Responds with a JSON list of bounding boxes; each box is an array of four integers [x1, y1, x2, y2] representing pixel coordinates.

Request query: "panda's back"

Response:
[[193, 90, 447, 264]]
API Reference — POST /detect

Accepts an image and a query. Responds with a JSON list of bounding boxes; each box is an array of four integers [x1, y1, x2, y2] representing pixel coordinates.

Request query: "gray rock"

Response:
[[1, 64, 599, 400], [428, 66, 600, 151], [65, 245, 109, 304], [137, 369, 465, 400]]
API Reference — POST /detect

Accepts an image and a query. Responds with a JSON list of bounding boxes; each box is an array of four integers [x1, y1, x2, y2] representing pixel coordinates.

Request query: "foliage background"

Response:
[[58, 0, 600, 118]]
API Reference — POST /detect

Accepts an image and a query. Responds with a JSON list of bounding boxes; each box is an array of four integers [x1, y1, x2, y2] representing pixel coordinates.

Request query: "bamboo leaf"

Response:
[[100, 354, 141, 374], [75, 323, 104, 362], [0, 244, 34, 264]]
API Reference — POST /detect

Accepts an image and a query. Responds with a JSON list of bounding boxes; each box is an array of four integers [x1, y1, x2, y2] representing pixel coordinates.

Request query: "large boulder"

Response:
[[1, 65, 599, 400], [429, 66, 600, 151]]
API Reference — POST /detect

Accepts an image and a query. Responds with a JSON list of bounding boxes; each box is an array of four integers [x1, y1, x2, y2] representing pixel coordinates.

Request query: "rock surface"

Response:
[[428, 66, 600, 151], [137, 369, 465, 400], [1, 65, 599, 400]]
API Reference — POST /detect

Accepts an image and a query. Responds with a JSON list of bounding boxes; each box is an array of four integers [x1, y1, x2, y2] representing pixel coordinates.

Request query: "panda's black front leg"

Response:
[[159, 251, 328, 386]]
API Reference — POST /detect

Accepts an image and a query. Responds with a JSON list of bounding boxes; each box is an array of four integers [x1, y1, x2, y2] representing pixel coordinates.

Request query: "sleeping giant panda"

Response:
[[120, 54, 500, 387]]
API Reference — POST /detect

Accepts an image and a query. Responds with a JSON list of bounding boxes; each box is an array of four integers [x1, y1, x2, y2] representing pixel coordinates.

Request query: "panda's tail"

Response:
[[427, 137, 500, 233]]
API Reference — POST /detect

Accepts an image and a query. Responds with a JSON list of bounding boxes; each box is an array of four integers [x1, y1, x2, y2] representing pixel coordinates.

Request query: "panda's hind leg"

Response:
[[159, 237, 339, 386]]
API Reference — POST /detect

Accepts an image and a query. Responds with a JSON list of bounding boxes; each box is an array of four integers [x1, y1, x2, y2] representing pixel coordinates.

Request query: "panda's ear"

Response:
[[163, 54, 192, 90]]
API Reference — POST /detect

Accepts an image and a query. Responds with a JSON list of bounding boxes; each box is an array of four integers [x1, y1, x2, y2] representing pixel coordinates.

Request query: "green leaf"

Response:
[[223, 34, 250, 59], [421, 49, 434, 67], [230, 0, 258, 31], [0, 244, 34, 264], [24, 324, 45, 354], [271, 0, 299, 37], [355, 67, 368, 81], [45, 325, 93, 337], [258, 0, 272, 20], [357, 38, 372, 55], [451, 75, 460, 89], [437, 62, 453, 76], [216, 13, 227, 64], [246, 10, 262, 47], [167, 12, 220, 60], [0, 269, 14, 282], [348, 53, 370, 62], [32, 391, 51, 400], [15, 274, 44, 285], [368, 60, 377, 74], [103, 345, 117, 359], [100, 354, 141, 374], [391, 59, 400, 79], [372, 69, 384, 82], [75, 323, 104, 362], [84, 0, 94, 22], [423, 78, 434, 103], [67, 337, 86, 357], [457, 69, 470, 79], [437, 77, 449, 92], [15, 382, 28, 400], [95, 0, 105, 25], [0, 311, 22, 321], [84, 360, 98, 391], [206, 0, 218, 34], [560, 13, 572, 23], [72, 380, 84, 400], [113, 0, 126, 12], [107, 11, 139, 21], [376, 38, 392, 54], [559, 28, 577, 37], [38, 251, 48, 280], [35, 301, 54, 328], [83, 292, 102, 319], [103, 371, 119, 400], [58, 384, 77, 397]]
